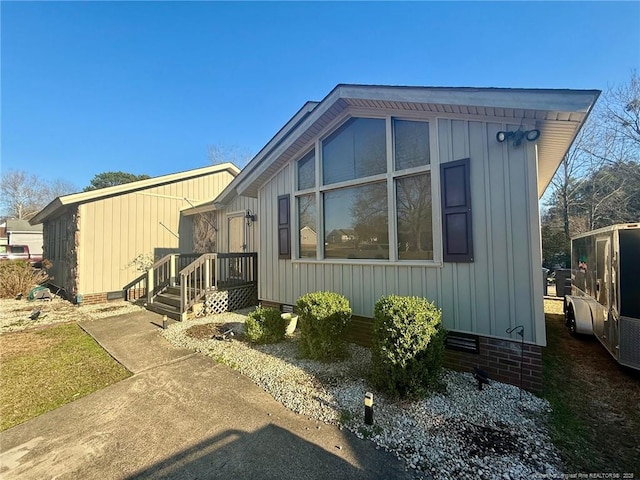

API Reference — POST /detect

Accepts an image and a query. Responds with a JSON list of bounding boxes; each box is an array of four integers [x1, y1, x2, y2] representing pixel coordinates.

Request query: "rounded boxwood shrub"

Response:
[[244, 307, 288, 344], [296, 291, 352, 361], [371, 295, 446, 399]]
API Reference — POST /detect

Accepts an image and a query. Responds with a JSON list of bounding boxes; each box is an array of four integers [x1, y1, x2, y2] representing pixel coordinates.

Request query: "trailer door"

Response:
[[595, 237, 614, 353]]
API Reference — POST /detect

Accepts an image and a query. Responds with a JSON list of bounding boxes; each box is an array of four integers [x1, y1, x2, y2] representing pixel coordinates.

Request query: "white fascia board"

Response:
[[233, 85, 600, 199], [338, 85, 601, 113], [29, 198, 64, 225]]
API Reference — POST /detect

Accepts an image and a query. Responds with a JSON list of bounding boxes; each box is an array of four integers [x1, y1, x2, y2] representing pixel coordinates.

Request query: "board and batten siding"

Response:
[[77, 171, 235, 296], [258, 117, 545, 345]]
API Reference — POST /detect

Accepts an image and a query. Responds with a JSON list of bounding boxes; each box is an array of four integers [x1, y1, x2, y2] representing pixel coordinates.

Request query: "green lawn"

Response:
[[543, 307, 640, 475], [0, 323, 131, 431]]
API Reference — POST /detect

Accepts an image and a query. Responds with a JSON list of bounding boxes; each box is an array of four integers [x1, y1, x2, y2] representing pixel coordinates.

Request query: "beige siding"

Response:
[[258, 117, 545, 345], [77, 171, 234, 295]]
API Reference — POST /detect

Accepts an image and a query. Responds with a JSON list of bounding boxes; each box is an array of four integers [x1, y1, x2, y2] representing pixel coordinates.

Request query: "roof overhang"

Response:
[[30, 163, 240, 225], [211, 101, 320, 208], [219, 84, 599, 202]]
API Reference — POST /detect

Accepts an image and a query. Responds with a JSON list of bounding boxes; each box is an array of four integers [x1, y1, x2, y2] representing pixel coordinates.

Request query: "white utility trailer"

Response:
[[564, 223, 640, 370]]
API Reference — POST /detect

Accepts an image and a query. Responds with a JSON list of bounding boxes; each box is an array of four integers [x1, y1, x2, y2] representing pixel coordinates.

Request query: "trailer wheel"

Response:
[[565, 305, 577, 336]]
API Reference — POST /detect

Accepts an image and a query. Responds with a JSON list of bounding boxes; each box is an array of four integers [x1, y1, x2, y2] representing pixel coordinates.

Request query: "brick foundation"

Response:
[[78, 293, 124, 305], [444, 337, 543, 393]]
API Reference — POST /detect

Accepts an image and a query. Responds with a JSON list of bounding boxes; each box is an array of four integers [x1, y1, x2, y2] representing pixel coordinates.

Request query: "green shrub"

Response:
[[244, 307, 287, 344], [0, 260, 49, 299], [296, 291, 352, 361], [371, 295, 446, 399]]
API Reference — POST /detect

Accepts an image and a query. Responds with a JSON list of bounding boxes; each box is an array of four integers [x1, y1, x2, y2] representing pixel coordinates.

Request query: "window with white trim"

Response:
[[295, 116, 435, 262]]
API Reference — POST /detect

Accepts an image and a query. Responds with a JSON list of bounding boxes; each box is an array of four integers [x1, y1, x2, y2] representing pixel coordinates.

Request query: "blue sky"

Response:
[[2, 1, 639, 193]]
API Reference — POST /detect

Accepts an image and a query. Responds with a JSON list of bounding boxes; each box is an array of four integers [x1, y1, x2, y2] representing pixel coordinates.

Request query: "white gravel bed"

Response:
[[0, 298, 144, 333], [163, 312, 564, 480]]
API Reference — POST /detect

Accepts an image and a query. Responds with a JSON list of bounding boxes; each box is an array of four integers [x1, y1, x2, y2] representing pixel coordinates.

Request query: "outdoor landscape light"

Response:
[[496, 128, 540, 147], [364, 392, 374, 425]]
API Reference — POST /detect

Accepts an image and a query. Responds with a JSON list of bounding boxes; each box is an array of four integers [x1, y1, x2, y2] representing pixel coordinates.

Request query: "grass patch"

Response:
[[543, 307, 640, 474], [0, 323, 131, 431], [542, 314, 595, 470]]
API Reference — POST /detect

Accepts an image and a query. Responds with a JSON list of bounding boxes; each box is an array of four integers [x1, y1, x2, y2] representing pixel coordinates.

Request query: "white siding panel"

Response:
[[469, 121, 491, 335], [451, 120, 474, 333], [424, 267, 439, 308], [486, 122, 513, 337], [438, 119, 458, 330]]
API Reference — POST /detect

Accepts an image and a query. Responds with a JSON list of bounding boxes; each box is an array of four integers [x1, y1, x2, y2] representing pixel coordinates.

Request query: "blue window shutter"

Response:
[[440, 158, 473, 262], [278, 195, 291, 259]]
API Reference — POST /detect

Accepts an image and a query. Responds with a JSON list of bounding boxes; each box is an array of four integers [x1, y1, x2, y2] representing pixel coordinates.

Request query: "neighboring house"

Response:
[[0, 222, 7, 246], [30, 163, 239, 303], [200, 84, 599, 391], [326, 229, 355, 244], [1, 219, 43, 254], [299, 226, 317, 258], [300, 226, 317, 247]]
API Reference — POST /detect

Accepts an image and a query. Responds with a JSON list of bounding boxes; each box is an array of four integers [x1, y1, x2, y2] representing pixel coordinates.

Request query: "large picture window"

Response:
[[394, 119, 430, 170], [298, 194, 317, 258], [297, 150, 315, 190], [324, 183, 389, 259], [295, 116, 437, 263], [322, 118, 386, 185], [396, 173, 433, 260]]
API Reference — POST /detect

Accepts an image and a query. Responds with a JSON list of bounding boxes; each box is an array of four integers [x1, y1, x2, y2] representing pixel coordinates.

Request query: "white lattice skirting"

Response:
[[200, 284, 258, 315]]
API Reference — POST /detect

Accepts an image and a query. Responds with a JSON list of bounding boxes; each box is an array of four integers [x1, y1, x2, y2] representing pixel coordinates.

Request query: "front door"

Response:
[[228, 215, 245, 252], [227, 215, 245, 281]]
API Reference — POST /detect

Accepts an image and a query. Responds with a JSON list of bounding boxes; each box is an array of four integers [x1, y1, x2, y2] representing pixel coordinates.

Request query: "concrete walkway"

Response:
[[0, 310, 418, 480]]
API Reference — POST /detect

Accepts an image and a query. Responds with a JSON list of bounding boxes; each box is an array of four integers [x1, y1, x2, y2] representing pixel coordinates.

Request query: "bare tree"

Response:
[[208, 144, 253, 168], [47, 179, 78, 199], [2, 170, 47, 219], [575, 161, 640, 231], [603, 70, 640, 148], [542, 72, 640, 267], [1, 170, 78, 220]]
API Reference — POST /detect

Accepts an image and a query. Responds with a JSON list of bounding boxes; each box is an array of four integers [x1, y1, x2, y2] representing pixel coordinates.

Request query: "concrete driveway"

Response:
[[0, 311, 418, 480]]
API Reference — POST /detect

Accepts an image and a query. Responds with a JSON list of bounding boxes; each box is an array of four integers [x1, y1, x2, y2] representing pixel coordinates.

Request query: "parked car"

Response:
[[0, 245, 43, 267]]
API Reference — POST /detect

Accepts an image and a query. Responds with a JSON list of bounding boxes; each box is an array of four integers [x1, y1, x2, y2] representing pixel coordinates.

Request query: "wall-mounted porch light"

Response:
[[496, 128, 540, 147], [245, 209, 257, 225]]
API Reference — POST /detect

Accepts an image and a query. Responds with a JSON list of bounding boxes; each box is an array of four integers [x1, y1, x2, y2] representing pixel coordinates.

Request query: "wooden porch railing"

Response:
[[123, 272, 147, 302], [179, 252, 258, 314], [123, 253, 178, 302], [123, 252, 258, 316]]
